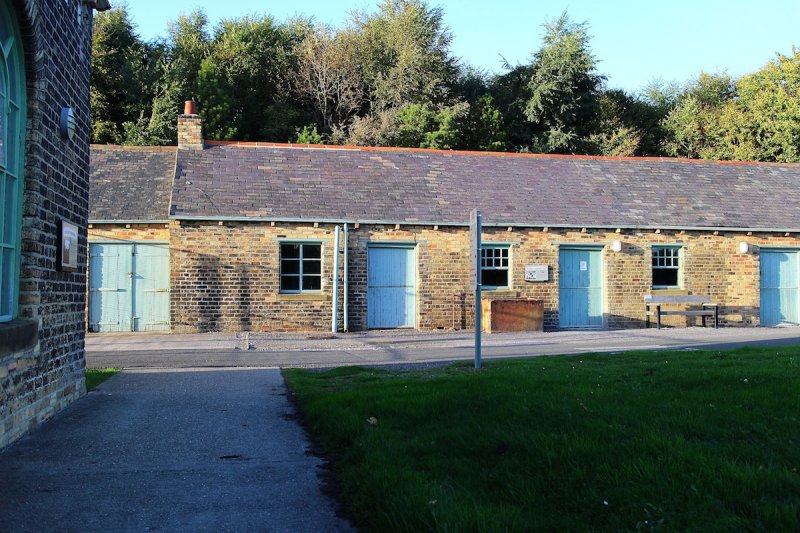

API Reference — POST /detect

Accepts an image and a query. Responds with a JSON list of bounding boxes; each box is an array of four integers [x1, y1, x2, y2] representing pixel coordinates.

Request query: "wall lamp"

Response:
[[611, 240, 623, 252]]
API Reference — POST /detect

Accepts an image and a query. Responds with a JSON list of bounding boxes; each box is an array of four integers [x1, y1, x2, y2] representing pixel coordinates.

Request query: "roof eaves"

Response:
[[168, 215, 800, 234]]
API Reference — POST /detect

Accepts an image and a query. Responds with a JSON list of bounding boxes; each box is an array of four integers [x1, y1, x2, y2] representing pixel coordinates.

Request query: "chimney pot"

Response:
[[184, 100, 197, 115]]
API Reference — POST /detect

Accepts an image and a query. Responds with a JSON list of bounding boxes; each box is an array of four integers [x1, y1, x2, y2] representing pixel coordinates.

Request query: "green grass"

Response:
[[85, 368, 119, 391], [284, 347, 800, 532]]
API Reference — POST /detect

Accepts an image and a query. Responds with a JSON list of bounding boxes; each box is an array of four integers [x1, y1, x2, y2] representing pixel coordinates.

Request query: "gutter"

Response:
[[168, 216, 800, 234], [89, 220, 170, 225]]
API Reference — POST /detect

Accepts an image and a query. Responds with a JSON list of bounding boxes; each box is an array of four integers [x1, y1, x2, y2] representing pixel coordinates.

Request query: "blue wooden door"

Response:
[[88, 243, 133, 332], [760, 251, 799, 326], [559, 248, 604, 327], [133, 244, 170, 332], [368, 246, 416, 328]]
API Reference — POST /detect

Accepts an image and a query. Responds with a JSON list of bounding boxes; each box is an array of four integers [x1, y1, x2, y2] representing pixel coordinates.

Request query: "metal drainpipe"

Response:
[[332, 225, 340, 333], [343, 224, 349, 332]]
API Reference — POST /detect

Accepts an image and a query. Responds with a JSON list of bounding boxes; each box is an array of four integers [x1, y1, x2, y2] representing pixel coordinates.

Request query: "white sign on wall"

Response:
[[524, 264, 549, 282]]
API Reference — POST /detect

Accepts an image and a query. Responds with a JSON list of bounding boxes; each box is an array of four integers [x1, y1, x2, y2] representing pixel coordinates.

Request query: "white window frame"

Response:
[[279, 241, 322, 294], [480, 244, 511, 289], [651, 246, 682, 289]]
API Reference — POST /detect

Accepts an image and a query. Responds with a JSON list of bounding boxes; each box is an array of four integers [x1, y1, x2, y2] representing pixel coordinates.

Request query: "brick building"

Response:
[[88, 108, 800, 334], [1, 0, 108, 450]]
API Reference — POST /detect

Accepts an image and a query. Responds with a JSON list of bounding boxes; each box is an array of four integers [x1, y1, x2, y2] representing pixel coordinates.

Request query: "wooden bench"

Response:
[[644, 295, 719, 329]]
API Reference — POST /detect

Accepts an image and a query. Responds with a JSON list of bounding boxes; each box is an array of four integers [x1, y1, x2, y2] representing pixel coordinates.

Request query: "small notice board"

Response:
[[524, 264, 548, 282]]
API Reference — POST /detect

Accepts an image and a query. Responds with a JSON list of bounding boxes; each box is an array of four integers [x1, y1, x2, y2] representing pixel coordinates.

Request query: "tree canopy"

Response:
[[90, 3, 800, 163]]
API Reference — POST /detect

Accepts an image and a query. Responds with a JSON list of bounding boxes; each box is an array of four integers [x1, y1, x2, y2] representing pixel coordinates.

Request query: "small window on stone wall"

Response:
[[481, 245, 510, 288], [652, 246, 681, 288], [280, 243, 322, 293]]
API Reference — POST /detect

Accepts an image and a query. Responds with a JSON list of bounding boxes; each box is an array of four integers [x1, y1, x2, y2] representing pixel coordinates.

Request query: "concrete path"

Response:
[[86, 327, 800, 369], [0, 368, 351, 533]]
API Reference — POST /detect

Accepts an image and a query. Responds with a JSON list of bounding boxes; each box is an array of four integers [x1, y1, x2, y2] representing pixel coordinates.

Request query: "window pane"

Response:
[[281, 259, 299, 275], [0, 90, 5, 169], [653, 268, 678, 287], [0, 174, 5, 244], [281, 243, 300, 259], [3, 174, 14, 244], [482, 268, 508, 287], [303, 259, 321, 275], [303, 244, 321, 259], [281, 275, 300, 291], [0, 248, 10, 317], [302, 275, 321, 291], [5, 105, 16, 170]]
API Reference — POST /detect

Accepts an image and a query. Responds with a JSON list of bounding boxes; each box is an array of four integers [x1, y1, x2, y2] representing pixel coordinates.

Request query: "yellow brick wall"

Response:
[[115, 220, 800, 333], [88, 224, 170, 242]]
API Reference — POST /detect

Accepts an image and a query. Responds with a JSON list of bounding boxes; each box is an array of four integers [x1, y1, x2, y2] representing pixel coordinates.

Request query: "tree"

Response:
[[661, 72, 740, 160], [352, 0, 459, 111], [295, 26, 365, 134], [736, 49, 800, 162], [91, 4, 160, 143], [197, 16, 309, 141], [525, 12, 605, 153]]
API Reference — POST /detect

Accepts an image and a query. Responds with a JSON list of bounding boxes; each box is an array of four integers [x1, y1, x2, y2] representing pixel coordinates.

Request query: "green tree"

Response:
[[736, 50, 800, 162], [525, 12, 605, 153], [662, 72, 738, 159], [352, 0, 458, 111], [197, 16, 309, 141], [91, 4, 160, 143]]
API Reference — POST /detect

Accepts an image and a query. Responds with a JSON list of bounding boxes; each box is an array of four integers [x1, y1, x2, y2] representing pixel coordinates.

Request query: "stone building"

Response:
[[1, 0, 108, 450], [88, 108, 800, 335]]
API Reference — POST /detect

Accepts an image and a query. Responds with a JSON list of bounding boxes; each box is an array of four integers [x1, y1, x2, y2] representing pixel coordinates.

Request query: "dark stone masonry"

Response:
[[0, 0, 97, 449]]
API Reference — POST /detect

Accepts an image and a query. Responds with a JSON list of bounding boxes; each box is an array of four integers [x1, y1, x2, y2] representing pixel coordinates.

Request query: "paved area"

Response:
[[86, 327, 800, 369], [0, 368, 351, 533]]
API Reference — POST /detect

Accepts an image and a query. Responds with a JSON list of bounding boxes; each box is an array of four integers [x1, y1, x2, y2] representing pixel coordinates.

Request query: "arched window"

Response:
[[0, 0, 26, 322]]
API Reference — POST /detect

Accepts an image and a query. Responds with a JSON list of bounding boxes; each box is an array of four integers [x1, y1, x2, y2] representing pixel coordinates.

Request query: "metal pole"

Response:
[[475, 211, 482, 369], [332, 225, 340, 333], [343, 224, 349, 332]]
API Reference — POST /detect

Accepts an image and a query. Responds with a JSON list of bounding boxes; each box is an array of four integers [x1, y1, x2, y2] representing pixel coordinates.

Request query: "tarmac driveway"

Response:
[[0, 368, 350, 532], [85, 326, 800, 369]]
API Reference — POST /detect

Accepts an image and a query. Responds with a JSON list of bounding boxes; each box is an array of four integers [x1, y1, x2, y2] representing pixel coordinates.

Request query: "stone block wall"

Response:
[[169, 220, 795, 333], [170, 221, 340, 332], [1, 0, 93, 450]]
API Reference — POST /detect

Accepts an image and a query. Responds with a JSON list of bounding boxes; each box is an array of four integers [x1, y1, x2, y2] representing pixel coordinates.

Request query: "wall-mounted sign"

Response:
[[59, 220, 79, 272], [524, 264, 549, 282], [580, 261, 588, 272]]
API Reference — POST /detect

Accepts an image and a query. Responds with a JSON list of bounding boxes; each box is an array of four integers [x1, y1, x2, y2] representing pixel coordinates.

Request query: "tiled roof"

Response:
[[89, 145, 175, 221], [170, 143, 800, 230]]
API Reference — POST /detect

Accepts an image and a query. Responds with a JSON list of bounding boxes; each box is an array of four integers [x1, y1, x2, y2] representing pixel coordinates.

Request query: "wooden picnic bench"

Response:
[[644, 294, 719, 329]]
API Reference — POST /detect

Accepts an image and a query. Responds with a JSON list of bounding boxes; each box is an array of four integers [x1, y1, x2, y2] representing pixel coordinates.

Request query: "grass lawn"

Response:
[[284, 347, 800, 531], [85, 368, 119, 391]]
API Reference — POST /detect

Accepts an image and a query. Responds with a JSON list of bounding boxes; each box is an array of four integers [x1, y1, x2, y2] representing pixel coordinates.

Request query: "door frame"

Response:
[[558, 244, 606, 329], [88, 240, 171, 332], [759, 247, 800, 327], [366, 242, 418, 329]]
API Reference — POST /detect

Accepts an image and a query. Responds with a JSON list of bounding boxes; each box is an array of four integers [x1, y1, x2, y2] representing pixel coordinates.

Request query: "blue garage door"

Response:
[[368, 246, 416, 328], [760, 251, 799, 326], [559, 248, 604, 328], [89, 243, 170, 332]]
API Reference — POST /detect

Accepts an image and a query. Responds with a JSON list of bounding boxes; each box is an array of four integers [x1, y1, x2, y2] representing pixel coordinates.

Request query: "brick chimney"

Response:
[[177, 100, 203, 149]]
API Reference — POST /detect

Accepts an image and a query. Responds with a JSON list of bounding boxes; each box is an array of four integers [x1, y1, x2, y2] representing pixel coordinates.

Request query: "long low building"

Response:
[[88, 107, 800, 333]]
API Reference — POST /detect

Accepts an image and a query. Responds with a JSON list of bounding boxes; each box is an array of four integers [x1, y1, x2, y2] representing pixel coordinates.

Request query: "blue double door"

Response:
[[368, 245, 416, 328], [559, 248, 604, 328], [88, 243, 170, 332], [760, 251, 799, 326]]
